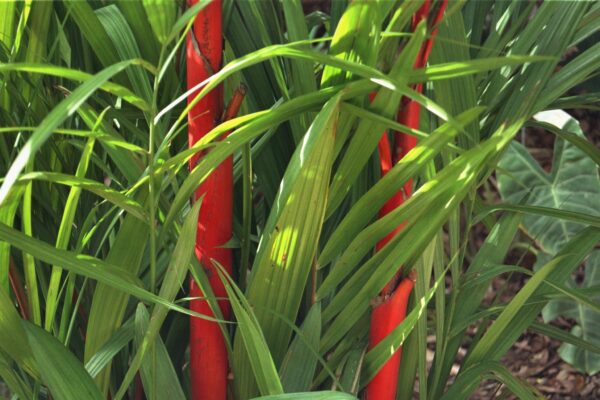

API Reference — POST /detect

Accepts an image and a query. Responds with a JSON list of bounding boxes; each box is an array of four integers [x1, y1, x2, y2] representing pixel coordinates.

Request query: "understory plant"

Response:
[[1, 1, 600, 399]]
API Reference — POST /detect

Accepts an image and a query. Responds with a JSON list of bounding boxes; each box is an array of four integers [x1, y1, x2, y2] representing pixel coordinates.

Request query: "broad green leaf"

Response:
[[22, 320, 103, 400], [280, 303, 321, 393], [221, 266, 284, 398], [233, 95, 340, 398], [338, 345, 366, 396], [529, 119, 600, 167], [544, 251, 600, 374], [63, 1, 123, 75], [132, 304, 187, 400], [85, 318, 135, 379], [476, 204, 600, 230], [0, 286, 38, 379], [97, 5, 153, 103], [320, 0, 379, 87], [498, 110, 600, 254], [142, 0, 177, 44]]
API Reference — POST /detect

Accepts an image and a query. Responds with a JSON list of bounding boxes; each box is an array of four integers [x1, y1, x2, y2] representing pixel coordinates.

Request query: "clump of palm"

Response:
[[1, 1, 600, 399]]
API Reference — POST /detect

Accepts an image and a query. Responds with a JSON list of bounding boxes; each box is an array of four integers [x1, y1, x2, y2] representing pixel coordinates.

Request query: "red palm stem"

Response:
[[186, 1, 230, 400], [367, 1, 447, 398], [365, 272, 416, 400]]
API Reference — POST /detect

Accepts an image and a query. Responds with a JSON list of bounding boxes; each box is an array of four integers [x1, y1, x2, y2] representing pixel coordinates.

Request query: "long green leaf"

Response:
[[17, 171, 148, 222], [0, 63, 151, 111], [0, 222, 211, 321], [22, 321, 103, 400], [463, 227, 600, 370], [440, 362, 542, 400], [251, 392, 357, 400], [114, 199, 201, 400], [0, 59, 145, 206], [233, 95, 341, 398], [0, 286, 38, 379], [132, 304, 187, 400], [221, 266, 284, 398]]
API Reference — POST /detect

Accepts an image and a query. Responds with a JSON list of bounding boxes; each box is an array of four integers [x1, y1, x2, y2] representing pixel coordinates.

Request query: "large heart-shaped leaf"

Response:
[[543, 251, 600, 374], [497, 110, 600, 254], [498, 110, 600, 373]]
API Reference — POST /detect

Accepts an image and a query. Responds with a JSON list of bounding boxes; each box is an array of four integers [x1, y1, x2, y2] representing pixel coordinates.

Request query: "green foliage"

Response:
[[498, 110, 600, 254], [23, 320, 104, 400], [0, 1, 599, 399], [498, 109, 600, 374], [544, 251, 600, 375]]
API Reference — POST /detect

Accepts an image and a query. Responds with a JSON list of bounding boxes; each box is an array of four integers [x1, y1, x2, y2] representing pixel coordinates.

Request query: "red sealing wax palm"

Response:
[[186, 1, 231, 399]]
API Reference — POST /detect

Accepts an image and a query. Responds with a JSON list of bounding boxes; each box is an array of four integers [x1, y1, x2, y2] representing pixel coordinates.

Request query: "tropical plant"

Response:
[[1, 0, 600, 399]]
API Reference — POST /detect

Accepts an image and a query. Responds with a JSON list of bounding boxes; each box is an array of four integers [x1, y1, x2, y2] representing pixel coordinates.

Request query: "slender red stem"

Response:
[[367, 1, 448, 398], [187, 1, 230, 400], [393, 0, 447, 164], [8, 257, 29, 320], [134, 372, 144, 400]]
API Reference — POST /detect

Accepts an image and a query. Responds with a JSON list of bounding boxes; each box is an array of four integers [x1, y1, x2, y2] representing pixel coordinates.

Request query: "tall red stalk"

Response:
[[366, 1, 447, 398], [186, 1, 230, 400]]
